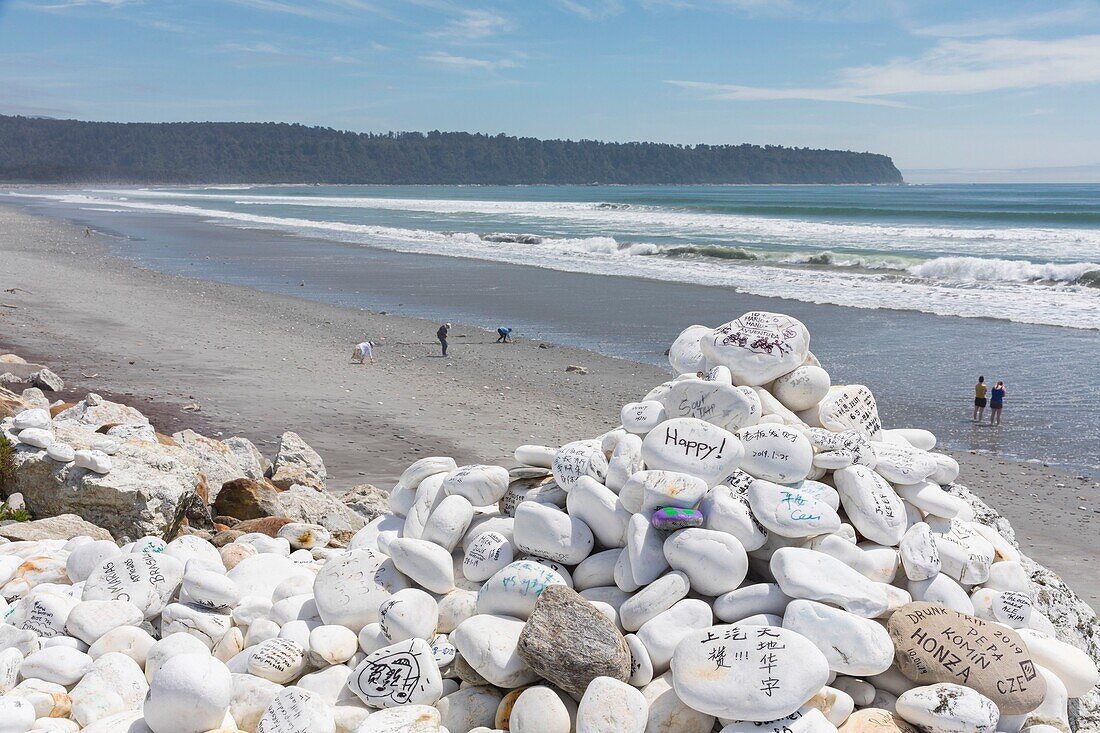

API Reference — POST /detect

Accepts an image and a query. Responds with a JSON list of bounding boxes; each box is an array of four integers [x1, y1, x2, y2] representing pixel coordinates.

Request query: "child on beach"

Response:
[[989, 381, 1006, 426], [352, 340, 375, 364], [496, 327, 513, 343], [973, 376, 987, 422]]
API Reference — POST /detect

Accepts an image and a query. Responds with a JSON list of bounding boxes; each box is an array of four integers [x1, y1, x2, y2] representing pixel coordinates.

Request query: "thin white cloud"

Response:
[[671, 34, 1100, 106], [220, 0, 383, 22], [434, 9, 512, 40], [912, 4, 1098, 38], [22, 0, 141, 11], [554, 0, 623, 20], [421, 51, 517, 71]]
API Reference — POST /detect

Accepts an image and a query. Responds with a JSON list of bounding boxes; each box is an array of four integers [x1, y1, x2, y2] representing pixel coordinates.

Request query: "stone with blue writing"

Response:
[[659, 380, 759, 432], [620, 401, 668, 435], [738, 424, 813, 483], [476, 560, 567, 620], [650, 507, 703, 531], [699, 312, 810, 387], [746, 480, 840, 538], [668, 324, 712, 374], [348, 637, 443, 709], [887, 601, 1045, 714], [669, 623, 830, 721], [552, 440, 609, 491], [640, 418, 743, 487]]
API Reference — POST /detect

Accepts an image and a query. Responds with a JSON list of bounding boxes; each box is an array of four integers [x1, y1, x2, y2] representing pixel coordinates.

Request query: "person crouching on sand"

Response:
[[437, 323, 451, 357], [973, 375, 987, 422], [352, 340, 376, 364], [496, 326, 513, 343], [989, 381, 1006, 426]]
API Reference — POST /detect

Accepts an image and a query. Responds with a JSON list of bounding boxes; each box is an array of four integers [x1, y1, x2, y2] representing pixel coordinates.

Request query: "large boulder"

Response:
[[270, 484, 364, 545], [213, 478, 282, 520], [222, 437, 268, 480], [171, 430, 253, 500], [270, 431, 326, 490], [29, 368, 63, 393], [0, 514, 112, 541], [53, 394, 150, 430], [341, 484, 389, 522], [5, 419, 205, 540]]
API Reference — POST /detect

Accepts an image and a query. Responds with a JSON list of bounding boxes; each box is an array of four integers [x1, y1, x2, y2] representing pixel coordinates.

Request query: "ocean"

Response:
[[5, 183, 1099, 476]]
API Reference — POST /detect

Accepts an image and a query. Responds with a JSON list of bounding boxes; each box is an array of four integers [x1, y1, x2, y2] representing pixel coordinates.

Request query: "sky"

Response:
[[2, 0, 1100, 177]]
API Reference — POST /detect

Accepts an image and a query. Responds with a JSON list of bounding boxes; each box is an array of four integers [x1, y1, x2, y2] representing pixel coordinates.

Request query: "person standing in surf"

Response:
[[437, 322, 451, 357], [972, 375, 987, 422], [989, 381, 1006, 426]]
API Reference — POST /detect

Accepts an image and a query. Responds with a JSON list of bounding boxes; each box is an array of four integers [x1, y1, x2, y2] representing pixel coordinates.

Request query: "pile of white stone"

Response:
[[1, 311, 1097, 733]]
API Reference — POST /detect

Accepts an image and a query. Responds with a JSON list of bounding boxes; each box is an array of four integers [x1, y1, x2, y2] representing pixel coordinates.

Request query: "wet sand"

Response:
[[1, 204, 1096, 608]]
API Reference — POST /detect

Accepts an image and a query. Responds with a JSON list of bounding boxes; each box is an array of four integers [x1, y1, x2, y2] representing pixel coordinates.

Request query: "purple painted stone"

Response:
[[651, 507, 704, 531]]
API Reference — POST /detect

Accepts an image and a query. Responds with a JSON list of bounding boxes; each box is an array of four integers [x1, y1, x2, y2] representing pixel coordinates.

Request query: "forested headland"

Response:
[[0, 115, 904, 185]]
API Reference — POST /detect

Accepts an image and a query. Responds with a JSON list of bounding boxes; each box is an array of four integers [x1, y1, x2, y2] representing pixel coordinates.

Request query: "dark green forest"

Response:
[[0, 115, 903, 185]]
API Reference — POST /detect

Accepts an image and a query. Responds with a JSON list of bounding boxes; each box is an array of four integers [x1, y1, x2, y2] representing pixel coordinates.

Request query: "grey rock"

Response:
[[171, 429, 250, 499], [54, 394, 150, 430], [29, 368, 63, 392], [271, 431, 326, 489], [0, 514, 113, 541], [341, 484, 389, 522], [517, 584, 631, 697], [271, 484, 365, 544], [19, 388, 50, 410], [223, 436, 268, 480]]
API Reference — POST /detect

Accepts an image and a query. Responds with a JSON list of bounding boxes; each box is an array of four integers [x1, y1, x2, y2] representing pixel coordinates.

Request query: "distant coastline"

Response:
[[0, 114, 904, 185]]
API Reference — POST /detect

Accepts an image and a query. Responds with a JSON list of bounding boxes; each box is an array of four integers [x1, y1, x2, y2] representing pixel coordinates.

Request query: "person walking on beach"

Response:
[[989, 381, 1006, 426], [352, 340, 376, 364], [973, 375, 988, 422], [437, 323, 451, 357], [496, 327, 513, 343]]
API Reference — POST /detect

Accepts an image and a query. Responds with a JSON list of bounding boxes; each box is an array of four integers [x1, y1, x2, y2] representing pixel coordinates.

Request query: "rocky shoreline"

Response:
[[1, 311, 1098, 733]]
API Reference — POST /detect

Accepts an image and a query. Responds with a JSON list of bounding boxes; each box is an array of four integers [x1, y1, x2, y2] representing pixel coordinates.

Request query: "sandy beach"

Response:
[[1, 204, 1096, 609]]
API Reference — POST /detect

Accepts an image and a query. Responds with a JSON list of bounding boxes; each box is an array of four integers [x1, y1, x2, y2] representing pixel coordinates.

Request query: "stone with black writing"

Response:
[[378, 587, 438, 643], [783, 599, 893, 676], [516, 584, 631, 697], [738, 424, 813, 483], [181, 567, 240, 611], [887, 601, 1045, 714], [476, 560, 567, 620], [256, 687, 335, 733], [246, 637, 308, 684], [313, 549, 408, 631], [700, 312, 810, 386], [663, 527, 748, 596], [462, 530, 514, 582], [771, 547, 890, 617], [650, 507, 703, 531], [513, 501, 594, 565], [807, 428, 877, 470], [899, 522, 941, 581], [620, 401, 668, 435], [641, 418, 743, 487], [747, 480, 840, 538], [551, 440, 608, 491], [670, 623, 829, 721], [925, 517, 995, 585], [82, 551, 184, 619], [873, 444, 938, 485], [970, 588, 1032, 630], [348, 637, 443, 708], [441, 464, 509, 507], [659, 379, 759, 432], [894, 683, 998, 733], [817, 385, 882, 439], [719, 707, 834, 733], [834, 465, 907, 547], [772, 365, 831, 412], [838, 708, 919, 733]]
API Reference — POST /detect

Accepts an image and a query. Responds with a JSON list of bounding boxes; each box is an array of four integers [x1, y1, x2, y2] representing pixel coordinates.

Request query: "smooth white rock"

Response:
[[700, 312, 810, 386], [0, 697, 35, 733], [908, 573, 975, 615], [896, 481, 968, 519], [313, 549, 407, 632], [354, 705, 441, 732], [551, 440, 609, 491], [699, 484, 768, 552], [670, 623, 829, 721], [899, 522, 941, 581], [65, 599, 143, 645], [770, 547, 890, 617], [929, 453, 961, 485], [509, 686, 572, 733], [604, 433, 644, 494], [400, 457, 459, 490], [451, 614, 539, 688], [925, 516, 995, 585], [436, 686, 502, 733], [387, 538, 455, 595], [422, 495, 475, 552], [771, 365, 831, 412], [20, 646, 92, 685], [895, 683, 998, 733], [576, 675, 648, 733], [747, 480, 840, 538], [872, 443, 938, 485], [143, 653, 233, 733], [13, 408, 51, 431], [833, 465, 907, 546], [573, 549, 622, 591], [567, 476, 632, 548], [378, 587, 438, 643], [514, 444, 555, 469], [636, 598, 712, 674], [276, 523, 331, 550], [442, 465, 510, 507], [404, 473, 448, 540], [512, 501, 594, 565], [668, 324, 711, 374], [159, 602, 233, 648], [782, 599, 893, 676], [68, 651, 148, 727], [1017, 628, 1100, 698], [663, 527, 748, 596], [659, 379, 760, 431], [620, 401, 668, 435], [641, 671, 715, 733], [476, 560, 566, 620], [641, 418, 743, 487], [619, 571, 691, 632], [624, 513, 669, 586], [226, 552, 311, 602], [16, 427, 53, 449], [45, 441, 76, 463], [73, 449, 112, 474], [712, 583, 792, 623], [347, 637, 443, 708]]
